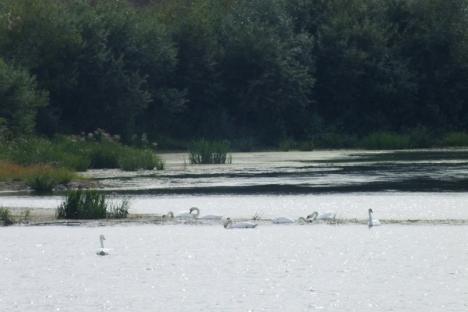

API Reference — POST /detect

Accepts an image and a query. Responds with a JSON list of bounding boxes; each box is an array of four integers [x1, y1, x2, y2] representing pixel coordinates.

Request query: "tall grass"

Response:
[[56, 190, 129, 219], [0, 207, 14, 226], [189, 140, 231, 164]]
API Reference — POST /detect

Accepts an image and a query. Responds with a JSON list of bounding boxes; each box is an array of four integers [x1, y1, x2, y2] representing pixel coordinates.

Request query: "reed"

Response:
[[56, 190, 129, 219], [189, 140, 231, 164], [0, 207, 14, 226]]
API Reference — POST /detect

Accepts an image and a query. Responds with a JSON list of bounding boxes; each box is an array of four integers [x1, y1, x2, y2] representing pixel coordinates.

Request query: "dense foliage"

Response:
[[1, 0, 468, 147], [56, 189, 129, 219]]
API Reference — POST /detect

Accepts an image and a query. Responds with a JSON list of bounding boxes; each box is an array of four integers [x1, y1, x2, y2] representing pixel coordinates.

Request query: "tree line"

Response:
[[1, 0, 468, 147]]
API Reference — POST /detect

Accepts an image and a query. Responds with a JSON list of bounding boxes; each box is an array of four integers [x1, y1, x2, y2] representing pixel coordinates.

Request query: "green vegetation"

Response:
[[56, 190, 129, 219], [0, 207, 14, 226], [189, 140, 231, 164], [25, 168, 75, 193], [1, 0, 468, 148], [0, 161, 76, 192], [0, 134, 164, 171]]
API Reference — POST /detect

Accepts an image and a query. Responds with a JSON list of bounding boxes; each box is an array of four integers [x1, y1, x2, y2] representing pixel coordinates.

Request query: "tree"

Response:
[[0, 58, 47, 137]]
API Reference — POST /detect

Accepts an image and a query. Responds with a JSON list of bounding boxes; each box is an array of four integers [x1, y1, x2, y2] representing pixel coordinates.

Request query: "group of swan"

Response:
[[162, 207, 223, 222], [97, 208, 381, 254], [271, 211, 337, 224]]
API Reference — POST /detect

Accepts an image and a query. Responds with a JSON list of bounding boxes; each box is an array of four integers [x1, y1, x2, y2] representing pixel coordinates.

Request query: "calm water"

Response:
[[1, 225, 467, 312], [1, 149, 468, 311]]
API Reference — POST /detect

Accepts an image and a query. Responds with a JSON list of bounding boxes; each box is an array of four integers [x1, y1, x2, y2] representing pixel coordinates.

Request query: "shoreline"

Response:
[[2, 207, 468, 227]]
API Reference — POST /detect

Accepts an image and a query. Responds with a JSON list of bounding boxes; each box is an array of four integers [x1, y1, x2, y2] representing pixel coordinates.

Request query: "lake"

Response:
[[1, 149, 468, 311]]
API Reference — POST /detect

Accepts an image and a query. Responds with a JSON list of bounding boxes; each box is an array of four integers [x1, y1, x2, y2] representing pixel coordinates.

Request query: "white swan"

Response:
[[192, 207, 223, 220], [162, 211, 174, 222], [175, 207, 200, 219], [307, 211, 336, 222], [368, 209, 381, 228], [96, 234, 109, 256], [272, 217, 295, 224], [223, 218, 257, 229]]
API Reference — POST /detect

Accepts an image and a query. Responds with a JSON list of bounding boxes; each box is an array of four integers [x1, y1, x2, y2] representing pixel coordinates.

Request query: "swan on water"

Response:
[[223, 217, 257, 229], [271, 217, 295, 224], [175, 207, 200, 219], [162, 211, 174, 222], [96, 234, 109, 256], [307, 211, 336, 222], [191, 207, 223, 220], [368, 208, 381, 228]]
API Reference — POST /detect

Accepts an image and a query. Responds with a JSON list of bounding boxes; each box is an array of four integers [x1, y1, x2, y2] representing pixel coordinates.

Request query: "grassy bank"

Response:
[[0, 161, 77, 193], [0, 134, 164, 171]]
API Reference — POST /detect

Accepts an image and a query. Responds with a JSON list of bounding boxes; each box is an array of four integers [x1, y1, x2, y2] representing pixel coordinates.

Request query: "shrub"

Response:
[[0, 136, 165, 172], [360, 132, 411, 150], [56, 190, 129, 219], [0, 161, 75, 192], [0, 207, 14, 226], [442, 132, 468, 147], [189, 139, 231, 164], [118, 149, 164, 171]]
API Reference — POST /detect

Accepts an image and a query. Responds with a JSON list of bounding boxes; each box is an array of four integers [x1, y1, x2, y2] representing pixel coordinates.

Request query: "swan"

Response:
[[223, 218, 257, 229], [161, 211, 174, 222], [272, 217, 295, 224], [191, 207, 223, 220], [368, 209, 381, 228], [307, 211, 336, 222], [96, 234, 109, 256], [175, 207, 199, 219]]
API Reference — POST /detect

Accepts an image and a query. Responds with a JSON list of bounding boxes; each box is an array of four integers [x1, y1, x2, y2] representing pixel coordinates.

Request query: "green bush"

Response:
[[360, 132, 411, 150], [56, 190, 129, 219], [25, 167, 74, 193], [88, 143, 120, 169], [118, 149, 164, 171], [0, 136, 164, 172], [0, 207, 14, 226], [442, 132, 468, 147], [189, 140, 231, 164]]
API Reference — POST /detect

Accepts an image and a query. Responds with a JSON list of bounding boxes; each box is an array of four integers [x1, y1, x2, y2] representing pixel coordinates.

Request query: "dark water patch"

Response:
[[104, 177, 468, 195], [309, 150, 468, 164]]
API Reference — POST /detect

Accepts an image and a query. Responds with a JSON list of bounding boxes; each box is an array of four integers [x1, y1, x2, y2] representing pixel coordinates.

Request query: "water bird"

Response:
[[307, 211, 337, 222], [223, 217, 257, 229], [175, 207, 200, 219], [96, 234, 109, 256], [368, 208, 381, 228], [161, 211, 174, 222], [271, 217, 295, 224], [191, 207, 223, 220]]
